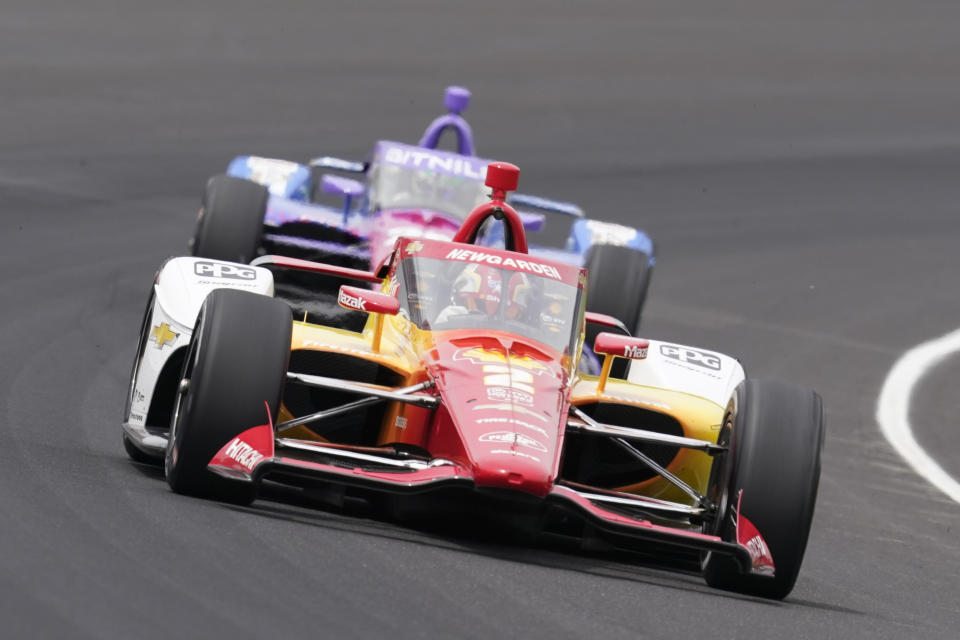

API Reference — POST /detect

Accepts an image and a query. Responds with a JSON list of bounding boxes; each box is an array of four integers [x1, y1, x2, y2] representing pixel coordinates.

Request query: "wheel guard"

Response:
[[733, 490, 776, 575], [208, 402, 276, 480]]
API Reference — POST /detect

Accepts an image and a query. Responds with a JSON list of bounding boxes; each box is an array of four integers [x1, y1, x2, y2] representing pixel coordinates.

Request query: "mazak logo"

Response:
[[224, 438, 264, 471], [194, 261, 257, 280], [338, 289, 366, 311], [659, 344, 721, 371], [623, 344, 648, 359]]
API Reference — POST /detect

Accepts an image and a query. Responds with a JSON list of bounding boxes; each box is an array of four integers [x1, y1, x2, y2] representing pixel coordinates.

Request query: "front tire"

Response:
[[702, 379, 825, 600], [165, 289, 292, 503], [191, 175, 269, 263]]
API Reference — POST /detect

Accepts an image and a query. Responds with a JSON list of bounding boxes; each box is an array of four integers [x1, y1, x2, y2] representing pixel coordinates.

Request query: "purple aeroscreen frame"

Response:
[[418, 86, 476, 156]]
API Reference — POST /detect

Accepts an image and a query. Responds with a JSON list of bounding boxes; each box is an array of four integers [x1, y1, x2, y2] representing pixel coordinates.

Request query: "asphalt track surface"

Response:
[[2, 2, 959, 638]]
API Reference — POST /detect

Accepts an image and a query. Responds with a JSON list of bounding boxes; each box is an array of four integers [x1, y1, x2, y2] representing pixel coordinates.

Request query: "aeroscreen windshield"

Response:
[[369, 163, 489, 220], [395, 255, 584, 354]]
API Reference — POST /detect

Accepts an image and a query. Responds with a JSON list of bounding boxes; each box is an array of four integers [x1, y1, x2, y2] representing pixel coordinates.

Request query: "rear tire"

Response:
[[165, 289, 292, 504], [584, 244, 652, 334], [702, 379, 825, 599], [191, 175, 269, 263]]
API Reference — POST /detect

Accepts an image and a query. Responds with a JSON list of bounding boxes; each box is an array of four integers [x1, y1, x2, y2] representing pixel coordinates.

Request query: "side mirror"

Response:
[[592, 332, 649, 394], [593, 332, 649, 360], [338, 285, 399, 316], [338, 285, 399, 353], [322, 174, 365, 223], [321, 174, 365, 198], [584, 311, 629, 336]]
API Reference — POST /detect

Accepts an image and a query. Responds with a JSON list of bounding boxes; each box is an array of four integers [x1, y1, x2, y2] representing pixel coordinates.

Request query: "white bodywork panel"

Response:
[[155, 257, 274, 327], [627, 339, 746, 409], [123, 257, 275, 456], [244, 156, 304, 195]]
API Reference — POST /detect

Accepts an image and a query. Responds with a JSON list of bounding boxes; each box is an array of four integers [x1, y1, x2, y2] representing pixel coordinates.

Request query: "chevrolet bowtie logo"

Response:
[[150, 323, 179, 349], [405, 241, 424, 255]]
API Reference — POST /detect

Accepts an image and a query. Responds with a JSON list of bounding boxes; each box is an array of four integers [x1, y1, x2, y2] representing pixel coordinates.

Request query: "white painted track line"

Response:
[[876, 328, 960, 504]]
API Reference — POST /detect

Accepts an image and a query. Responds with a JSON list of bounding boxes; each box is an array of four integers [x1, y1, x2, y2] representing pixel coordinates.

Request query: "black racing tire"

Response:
[[191, 174, 269, 263], [584, 244, 652, 335], [165, 289, 292, 504], [702, 379, 825, 600]]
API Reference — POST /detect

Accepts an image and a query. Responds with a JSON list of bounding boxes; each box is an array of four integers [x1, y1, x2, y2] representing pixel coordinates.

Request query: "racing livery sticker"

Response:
[[222, 437, 265, 472], [399, 238, 584, 288], [486, 386, 535, 406], [338, 288, 366, 311], [245, 156, 300, 195], [475, 416, 549, 437], [659, 344, 721, 371], [623, 344, 648, 359], [444, 249, 563, 281], [482, 366, 535, 394], [379, 143, 486, 179], [472, 404, 549, 422], [489, 449, 541, 463], [734, 491, 775, 575], [585, 220, 638, 246], [479, 431, 548, 453], [193, 261, 257, 280], [149, 323, 179, 349], [454, 347, 549, 374]]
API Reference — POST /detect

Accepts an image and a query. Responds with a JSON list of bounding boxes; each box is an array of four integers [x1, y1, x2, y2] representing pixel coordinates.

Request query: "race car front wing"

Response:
[[208, 416, 772, 578]]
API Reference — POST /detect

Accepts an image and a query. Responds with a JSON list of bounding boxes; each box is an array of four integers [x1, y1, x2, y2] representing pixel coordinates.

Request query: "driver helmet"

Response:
[[452, 264, 502, 314]]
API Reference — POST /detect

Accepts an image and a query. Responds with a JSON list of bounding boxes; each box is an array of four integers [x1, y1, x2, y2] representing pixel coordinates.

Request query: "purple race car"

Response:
[[189, 86, 655, 333]]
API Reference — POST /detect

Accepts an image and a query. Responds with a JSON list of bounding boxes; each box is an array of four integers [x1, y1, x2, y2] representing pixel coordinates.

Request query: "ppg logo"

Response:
[[659, 344, 721, 370], [194, 261, 257, 280]]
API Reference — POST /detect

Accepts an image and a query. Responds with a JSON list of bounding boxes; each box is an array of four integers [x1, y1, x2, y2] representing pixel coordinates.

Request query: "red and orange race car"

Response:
[[123, 162, 824, 600]]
